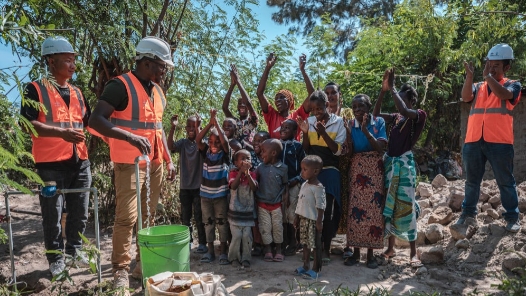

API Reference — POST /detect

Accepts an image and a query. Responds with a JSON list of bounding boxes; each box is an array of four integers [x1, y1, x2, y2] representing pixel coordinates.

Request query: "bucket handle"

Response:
[[142, 242, 190, 267]]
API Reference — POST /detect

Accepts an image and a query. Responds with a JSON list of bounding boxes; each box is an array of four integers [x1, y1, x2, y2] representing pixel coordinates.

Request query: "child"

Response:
[[222, 64, 259, 145], [279, 119, 306, 256], [228, 149, 258, 268], [167, 114, 207, 254], [196, 109, 231, 264], [297, 90, 346, 266], [293, 155, 326, 280], [250, 131, 270, 256], [256, 139, 288, 262]]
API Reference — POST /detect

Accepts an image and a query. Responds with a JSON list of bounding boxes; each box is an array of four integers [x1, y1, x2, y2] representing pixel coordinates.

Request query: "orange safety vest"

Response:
[[107, 73, 166, 164], [465, 78, 520, 144], [30, 80, 88, 163]]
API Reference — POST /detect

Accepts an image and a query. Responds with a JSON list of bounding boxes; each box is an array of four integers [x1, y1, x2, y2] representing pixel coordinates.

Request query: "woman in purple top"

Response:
[[373, 68, 427, 268]]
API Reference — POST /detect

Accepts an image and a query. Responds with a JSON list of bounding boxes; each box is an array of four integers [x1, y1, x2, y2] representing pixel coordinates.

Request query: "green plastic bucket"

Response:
[[137, 225, 190, 284]]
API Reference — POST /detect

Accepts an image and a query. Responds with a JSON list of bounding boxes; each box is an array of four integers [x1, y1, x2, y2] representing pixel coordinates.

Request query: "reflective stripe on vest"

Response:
[[469, 80, 513, 116], [30, 80, 88, 163]]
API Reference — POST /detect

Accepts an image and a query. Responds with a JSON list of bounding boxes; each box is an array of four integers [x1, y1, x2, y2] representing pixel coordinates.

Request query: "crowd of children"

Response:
[[168, 55, 427, 279]]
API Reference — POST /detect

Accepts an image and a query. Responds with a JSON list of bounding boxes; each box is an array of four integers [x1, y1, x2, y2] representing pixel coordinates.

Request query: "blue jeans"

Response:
[[38, 164, 91, 264], [462, 140, 519, 222]]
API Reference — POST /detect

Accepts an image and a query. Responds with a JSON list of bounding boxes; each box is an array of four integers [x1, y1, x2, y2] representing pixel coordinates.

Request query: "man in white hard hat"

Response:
[[456, 43, 522, 232], [20, 36, 92, 277], [89, 36, 176, 291]]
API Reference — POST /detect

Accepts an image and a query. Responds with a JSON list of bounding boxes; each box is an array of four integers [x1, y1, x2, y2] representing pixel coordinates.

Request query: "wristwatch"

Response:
[[484, 73, 492, 80]]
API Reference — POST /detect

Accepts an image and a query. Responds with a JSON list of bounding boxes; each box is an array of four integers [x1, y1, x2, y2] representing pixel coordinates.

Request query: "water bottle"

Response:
[[41, 181, 57, 198]]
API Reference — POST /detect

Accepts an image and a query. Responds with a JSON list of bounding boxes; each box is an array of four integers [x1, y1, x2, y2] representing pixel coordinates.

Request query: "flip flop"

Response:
[[273, 253, 285, 262], [293, 266, 308, 275], [195, 244, 208, 254], [302, 269, 319, 280], [200, 253, 215, 263], [264, 252, 274, 262], [366, 258, 378, 269], [381, 252, 396, 259], [219, 254, 230, 265], [344, 257, 359, 266], [410, 256, 423, 268]]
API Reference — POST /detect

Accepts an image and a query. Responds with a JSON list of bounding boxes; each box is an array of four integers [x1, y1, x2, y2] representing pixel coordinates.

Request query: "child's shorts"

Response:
[[299, 216, 317, 249]]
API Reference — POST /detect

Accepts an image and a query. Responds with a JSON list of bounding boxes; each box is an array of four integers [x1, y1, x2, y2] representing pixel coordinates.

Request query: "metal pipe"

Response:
[[4, 187, 101, 288], [134, 155, 150, 232]]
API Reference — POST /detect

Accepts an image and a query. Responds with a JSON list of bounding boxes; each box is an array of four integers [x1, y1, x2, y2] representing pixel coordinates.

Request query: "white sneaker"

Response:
[[49, 261, 65, 277], [65, 251, 90, 268]]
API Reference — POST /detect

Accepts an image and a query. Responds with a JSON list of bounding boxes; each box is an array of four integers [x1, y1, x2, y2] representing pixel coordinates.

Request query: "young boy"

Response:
[[256, 139, 288, 262], [249, 131, 270, 256], [196, 109, 231, 264], [294, 155, 326, 280], [279, 119, 306, 256], [167, 114, 207, 253], [228, 149, 258, 268]]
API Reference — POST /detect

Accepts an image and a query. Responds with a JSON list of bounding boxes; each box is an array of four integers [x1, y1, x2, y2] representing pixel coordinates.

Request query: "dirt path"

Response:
[[0, 193, 507, 295]]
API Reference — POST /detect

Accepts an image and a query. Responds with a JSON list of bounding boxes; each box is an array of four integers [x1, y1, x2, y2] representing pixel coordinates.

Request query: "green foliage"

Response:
[[492, 268, 526, 296]]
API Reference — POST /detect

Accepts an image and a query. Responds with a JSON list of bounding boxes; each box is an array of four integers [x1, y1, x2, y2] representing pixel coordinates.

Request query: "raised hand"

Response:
[[296, 117, 309, 134], [210, 108, 218, 126], [361, 113, 370, 134], [230, 64, 239, 83], [344, 117, 352, 135], [171, 114, 179, 128], [299, 54, 307, 71], [464, 61, 474, 77], [482, 60, 490, 78], [314, 121, 326, 135], [388, 68, 395, 90], [267, 52, 277, 68]]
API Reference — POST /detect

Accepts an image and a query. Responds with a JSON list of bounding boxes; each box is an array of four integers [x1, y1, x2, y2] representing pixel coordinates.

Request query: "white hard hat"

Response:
[[487, 43, 514, 60], [41, 36, 76, 56], [135, 36, 174, 67]]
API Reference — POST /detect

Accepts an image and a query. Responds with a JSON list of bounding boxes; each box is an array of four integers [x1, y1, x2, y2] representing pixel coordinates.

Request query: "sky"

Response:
[[0, 1, 307, 104]]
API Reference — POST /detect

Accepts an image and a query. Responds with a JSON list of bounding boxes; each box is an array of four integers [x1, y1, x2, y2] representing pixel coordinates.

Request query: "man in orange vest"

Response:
[[456, 44, 522, 232], [20, 36, 92, 277], [89, 36, 176, 291]]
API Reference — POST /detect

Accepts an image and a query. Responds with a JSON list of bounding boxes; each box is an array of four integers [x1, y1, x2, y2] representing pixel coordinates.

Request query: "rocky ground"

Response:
[[1, 175, 526, 295]]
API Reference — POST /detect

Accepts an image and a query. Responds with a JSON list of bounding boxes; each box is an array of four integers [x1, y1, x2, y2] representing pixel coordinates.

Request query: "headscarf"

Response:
[[276, 89, 295, 110]]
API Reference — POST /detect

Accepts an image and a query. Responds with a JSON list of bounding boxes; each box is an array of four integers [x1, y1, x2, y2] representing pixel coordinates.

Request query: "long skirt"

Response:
[[383, 151, 418, 242], [346, 151, 385, 249]]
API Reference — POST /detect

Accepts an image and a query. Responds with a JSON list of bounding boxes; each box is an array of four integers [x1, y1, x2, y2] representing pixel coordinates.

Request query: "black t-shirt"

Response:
[[99, 71, 154, 111], [21, 83, 91, 170]]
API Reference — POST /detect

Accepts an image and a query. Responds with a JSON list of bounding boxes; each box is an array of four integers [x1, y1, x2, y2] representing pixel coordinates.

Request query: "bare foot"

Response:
[[382, 249, 396, 259]]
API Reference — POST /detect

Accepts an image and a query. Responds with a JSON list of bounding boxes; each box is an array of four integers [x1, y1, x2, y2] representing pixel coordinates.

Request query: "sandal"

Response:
[[344, 257, 359, 266], [293, 266, 308, 275], [322, 258, 331, 266], [381, 251, 396, 259], [342, 247, 353, 259], [302, 269, 319, 280], [264, 252, 274, 262], [284, 245, 297, 256], [366, 258, 378, 269], [273, 253, 285, 262], [200, 253, 215, 263], [410, 256, 423, 268], [241, 260, 251, 268], [219, 254, 230, 265], [195, 244, 208, 254]]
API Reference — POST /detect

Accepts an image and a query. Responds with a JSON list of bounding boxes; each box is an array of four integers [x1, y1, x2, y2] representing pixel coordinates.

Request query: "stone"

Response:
[[419, 246, 444, 264], [416, 229, 426, 246], [425, 223, 444, 244], [377, 274, 384, 280], [455, 239, 470, 249], [479, 188, 491, 203], [486, 209, 500, 220], [417, 182, 433, 198], [417, 199, 431, 210], [448, 190, 464, 212], [429, 194, 443, 206], [415, 266, 428, 275], [480, 203, 492, 212], [420, 208, 432, 219], [428, 206, 454, 225], [502, 252, 526, 273], [449, 223, 477, 240], [488, 195, 502, 208], [519, 197, 526, 213], [432, 174, 448, 188], [497, 206, 505, 217], [489, 222, 506, 237], [394, 237, 410, 248], [479, 213, 494, 224]]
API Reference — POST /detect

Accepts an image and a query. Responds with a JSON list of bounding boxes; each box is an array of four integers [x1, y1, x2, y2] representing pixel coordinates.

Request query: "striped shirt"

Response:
[[305, 113, 346, 168], [200, 144, 231, 198]]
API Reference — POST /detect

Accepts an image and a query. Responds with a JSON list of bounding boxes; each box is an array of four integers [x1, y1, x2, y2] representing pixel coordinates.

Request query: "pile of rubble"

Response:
[[402, 175, 526, 275]]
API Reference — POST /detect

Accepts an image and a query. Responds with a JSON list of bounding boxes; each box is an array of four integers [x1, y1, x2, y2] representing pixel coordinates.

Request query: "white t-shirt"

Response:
[[295, 182, 326, 220]]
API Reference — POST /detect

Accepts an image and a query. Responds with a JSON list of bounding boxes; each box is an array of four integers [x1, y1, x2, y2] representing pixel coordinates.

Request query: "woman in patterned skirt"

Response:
[[373, 68, 427, 267], [344, 94, 387, 269]]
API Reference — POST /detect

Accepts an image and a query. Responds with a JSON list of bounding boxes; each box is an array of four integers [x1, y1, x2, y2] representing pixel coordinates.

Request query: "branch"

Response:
[[478, 11, 526, 17], [150, 0, 170, 36], [172, 0, 189, 49]]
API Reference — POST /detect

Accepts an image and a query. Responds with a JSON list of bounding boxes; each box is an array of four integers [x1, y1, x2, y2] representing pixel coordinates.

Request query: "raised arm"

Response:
[[461, 61, 475, 103], [373, 69, 393, 123], [297, 117, 311, 152], [389, 69, 418, 120], [299, 54, 313, 113], [167, 114, 178, 151], [211, 109, 229, 153], [256, 53, 277, 113], [231, 64, 258, 122], [196, 114, 211, 151], [222, 74, 236, 118]]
